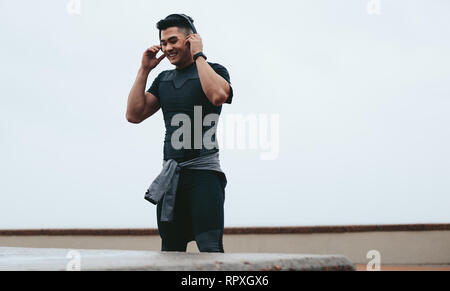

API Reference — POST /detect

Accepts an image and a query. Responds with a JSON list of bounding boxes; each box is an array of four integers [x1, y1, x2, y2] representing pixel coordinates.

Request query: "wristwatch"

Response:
[[193, 52, 207, 61]]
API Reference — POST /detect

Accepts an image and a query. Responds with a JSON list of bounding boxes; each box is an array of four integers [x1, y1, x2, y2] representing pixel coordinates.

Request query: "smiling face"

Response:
[[160, 27, 193, 69]]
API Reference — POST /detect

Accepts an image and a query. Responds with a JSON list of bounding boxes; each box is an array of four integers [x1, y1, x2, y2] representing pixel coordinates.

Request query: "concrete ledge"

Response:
[[1, 224, 449, 236], [0, 247, 355, 271]]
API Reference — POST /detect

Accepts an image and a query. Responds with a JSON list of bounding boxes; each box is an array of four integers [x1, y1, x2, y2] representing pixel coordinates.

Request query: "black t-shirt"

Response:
[[147, 62, 233, 162]]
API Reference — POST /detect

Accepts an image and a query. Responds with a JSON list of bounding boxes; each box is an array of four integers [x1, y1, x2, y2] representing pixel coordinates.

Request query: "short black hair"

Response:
[[156, 15, 194, 39]]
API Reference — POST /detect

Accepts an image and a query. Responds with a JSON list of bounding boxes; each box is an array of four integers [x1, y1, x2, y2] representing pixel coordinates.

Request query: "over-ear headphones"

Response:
[[158, 13, 197, 41]]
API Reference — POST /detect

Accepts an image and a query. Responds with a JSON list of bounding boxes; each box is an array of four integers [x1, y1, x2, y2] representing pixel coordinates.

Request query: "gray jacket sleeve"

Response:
[[144, 152, 227, 223]]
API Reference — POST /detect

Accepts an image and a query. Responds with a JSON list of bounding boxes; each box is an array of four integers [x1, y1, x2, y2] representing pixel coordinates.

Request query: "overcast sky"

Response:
[[1, 0, 449, 229]]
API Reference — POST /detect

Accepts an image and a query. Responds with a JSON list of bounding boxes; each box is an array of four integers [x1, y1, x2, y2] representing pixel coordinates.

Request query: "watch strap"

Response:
[[193, 52, 207, 61]]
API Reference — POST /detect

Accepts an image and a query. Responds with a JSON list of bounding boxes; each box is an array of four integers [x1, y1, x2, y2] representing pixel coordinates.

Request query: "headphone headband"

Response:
[[159, 13, 197, 40]]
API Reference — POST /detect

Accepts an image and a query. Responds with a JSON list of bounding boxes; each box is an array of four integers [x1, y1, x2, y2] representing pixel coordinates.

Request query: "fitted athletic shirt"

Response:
[[147, 61, 233, 163]]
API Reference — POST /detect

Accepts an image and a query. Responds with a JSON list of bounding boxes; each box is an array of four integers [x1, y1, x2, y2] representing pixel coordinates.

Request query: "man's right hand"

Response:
[[141, 45, 165, 71]]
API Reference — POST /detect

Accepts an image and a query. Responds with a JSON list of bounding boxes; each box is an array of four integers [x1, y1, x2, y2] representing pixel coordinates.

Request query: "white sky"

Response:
[[1, 0, 449, 229]]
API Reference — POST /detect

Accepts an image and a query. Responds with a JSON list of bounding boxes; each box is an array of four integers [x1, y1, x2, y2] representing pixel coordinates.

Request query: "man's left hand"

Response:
[[186, 34, 203, 56]]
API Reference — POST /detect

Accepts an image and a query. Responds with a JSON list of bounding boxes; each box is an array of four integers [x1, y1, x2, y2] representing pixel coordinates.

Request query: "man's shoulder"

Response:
[[157, 69, 171, 77], [154, 69, 175, 81]]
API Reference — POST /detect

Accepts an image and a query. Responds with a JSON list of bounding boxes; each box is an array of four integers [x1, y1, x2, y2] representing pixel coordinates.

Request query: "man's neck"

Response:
[[176, 58, 195, 70]]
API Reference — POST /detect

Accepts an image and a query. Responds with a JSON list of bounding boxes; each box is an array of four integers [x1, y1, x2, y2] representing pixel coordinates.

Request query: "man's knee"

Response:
[[195, 229, 224, 253]]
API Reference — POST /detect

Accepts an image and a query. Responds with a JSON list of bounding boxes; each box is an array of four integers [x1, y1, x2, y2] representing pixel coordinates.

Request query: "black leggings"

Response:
[[156, 168, 225, 253]]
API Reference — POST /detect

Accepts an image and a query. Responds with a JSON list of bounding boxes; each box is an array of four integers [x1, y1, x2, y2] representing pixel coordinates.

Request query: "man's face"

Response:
[[160, 27, 191, 66]]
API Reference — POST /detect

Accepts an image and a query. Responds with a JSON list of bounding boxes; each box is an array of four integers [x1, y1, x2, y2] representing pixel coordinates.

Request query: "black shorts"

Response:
[[156, 168, 226, 246]]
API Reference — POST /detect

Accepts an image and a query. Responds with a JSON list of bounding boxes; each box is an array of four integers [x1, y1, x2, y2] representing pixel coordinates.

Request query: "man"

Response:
[[126, 14, 233, 253]]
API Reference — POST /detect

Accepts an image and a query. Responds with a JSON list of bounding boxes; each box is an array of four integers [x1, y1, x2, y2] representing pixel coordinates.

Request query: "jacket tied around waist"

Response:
[[144, 152, 227, 222]]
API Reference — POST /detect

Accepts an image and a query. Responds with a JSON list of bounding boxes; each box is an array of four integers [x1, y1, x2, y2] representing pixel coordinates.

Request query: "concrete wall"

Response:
[[1, 230, 449, 264]]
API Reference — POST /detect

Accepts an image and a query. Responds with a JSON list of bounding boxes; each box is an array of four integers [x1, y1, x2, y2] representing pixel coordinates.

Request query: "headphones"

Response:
[[159, 13, 197, 41]]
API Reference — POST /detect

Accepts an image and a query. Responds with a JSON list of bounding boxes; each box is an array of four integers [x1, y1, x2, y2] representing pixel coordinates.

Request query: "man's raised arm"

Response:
[[126, 45, 165, 123]]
